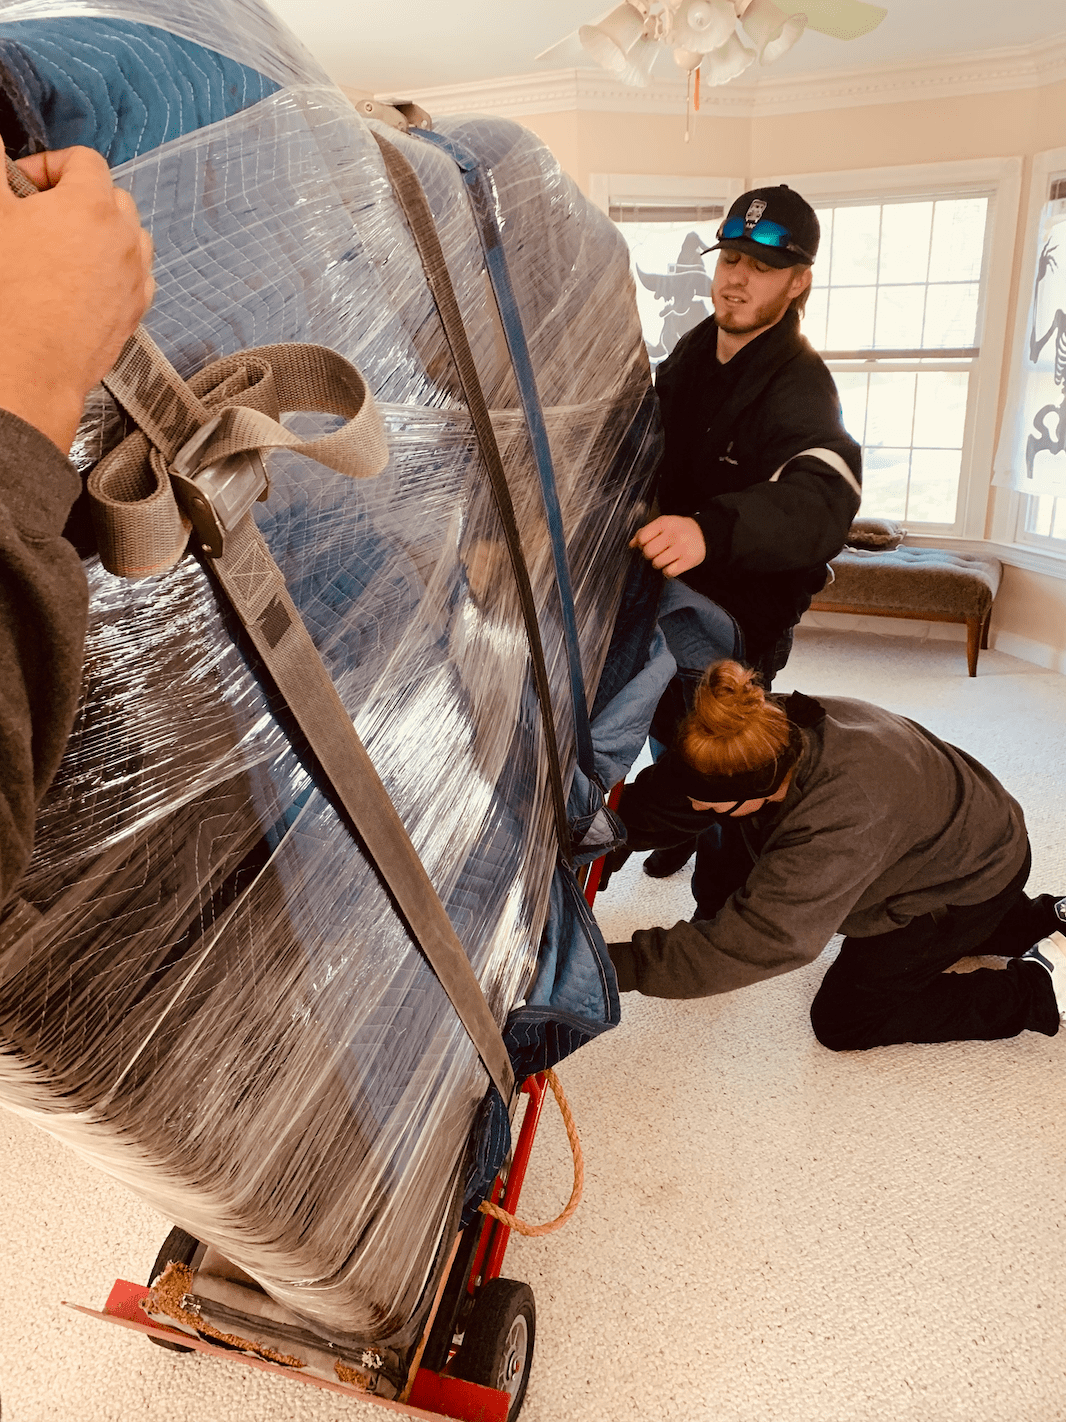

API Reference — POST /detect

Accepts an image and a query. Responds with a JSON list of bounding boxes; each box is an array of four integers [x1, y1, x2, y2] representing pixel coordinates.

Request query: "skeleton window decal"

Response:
[[1026, 237, 1066, 481]]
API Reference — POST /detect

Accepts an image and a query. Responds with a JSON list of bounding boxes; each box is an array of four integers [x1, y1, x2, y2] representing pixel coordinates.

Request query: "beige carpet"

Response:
[[2, 624, 1065, 1421]]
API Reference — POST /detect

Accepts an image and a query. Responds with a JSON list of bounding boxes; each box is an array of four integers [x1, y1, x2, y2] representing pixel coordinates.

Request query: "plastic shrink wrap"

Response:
[[0, 0, 662, 1353]]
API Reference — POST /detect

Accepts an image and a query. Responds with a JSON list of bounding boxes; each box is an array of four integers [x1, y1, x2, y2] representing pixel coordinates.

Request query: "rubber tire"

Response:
[[146, 1225, 201, 1353], [451, 1278, 535, 1420]]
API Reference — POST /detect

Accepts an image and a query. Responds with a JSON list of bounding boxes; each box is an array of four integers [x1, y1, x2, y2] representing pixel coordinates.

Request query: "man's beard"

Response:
[[714, 292, 792, 336]]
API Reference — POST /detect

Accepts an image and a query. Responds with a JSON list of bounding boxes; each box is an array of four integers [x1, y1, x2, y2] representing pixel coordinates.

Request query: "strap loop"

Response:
[[88, 337, 390, 578]]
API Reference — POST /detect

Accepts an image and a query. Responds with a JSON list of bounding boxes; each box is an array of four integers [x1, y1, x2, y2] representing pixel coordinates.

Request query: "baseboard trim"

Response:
[[798, 609, 1066, 675], [988, 630, 1066, 675]]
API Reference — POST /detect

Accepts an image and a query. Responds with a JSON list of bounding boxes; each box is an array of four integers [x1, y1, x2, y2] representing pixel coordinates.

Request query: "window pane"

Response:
[[812, 191, 989, 534], [929, 198, 987, 282], [865, 372, 916, 447], [912, 371, 969, 447], [878, 202, 932, 284], [1028, 494, 1055, 537], [860, 449, 909, 519], [1025, 495, 1066, 541], [614, 220, 718, 366], [922, 282, 980, 347], [811, 206, 833, 287], [907, 448, 960, 523], [834, 371, 869, 444], [802, 286, 828, 349], [873, 284, 926, 348], [829, 205, 881, 286], [825, 284, 876, 348]]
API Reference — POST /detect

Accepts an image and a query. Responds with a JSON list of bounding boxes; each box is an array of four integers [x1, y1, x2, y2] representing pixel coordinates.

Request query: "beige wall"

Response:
[[518, 109, 748, 192], [520, 80, 1066, 195], [751, 88, 1065, 178], [992, 566, 1066, 671]]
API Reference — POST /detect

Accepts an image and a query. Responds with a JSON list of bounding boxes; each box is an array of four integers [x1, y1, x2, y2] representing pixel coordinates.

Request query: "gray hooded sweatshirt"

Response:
[[0, 410, 88, 908], [610, 695, 1027, 999]]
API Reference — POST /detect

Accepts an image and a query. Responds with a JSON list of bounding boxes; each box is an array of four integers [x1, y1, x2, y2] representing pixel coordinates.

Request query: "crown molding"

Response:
[[385, 30, 1066, 122]]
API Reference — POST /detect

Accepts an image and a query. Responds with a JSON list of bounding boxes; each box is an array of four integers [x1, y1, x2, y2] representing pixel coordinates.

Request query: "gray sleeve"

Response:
[[611, 790, 900, 998], [0, 410, 88, 906]]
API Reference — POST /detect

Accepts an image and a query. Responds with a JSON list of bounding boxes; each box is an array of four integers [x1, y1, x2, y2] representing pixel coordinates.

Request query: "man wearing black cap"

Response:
[[631, 184, 862, 889]]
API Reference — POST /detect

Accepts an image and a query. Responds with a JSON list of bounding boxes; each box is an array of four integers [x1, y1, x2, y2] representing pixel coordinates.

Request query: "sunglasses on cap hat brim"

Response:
[[705, 215, 815, 265]]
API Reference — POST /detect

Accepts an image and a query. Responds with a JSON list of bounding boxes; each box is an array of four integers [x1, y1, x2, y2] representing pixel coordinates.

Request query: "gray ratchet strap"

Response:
[[370, 129, 575, 865], [6, 156, 515, 1104]]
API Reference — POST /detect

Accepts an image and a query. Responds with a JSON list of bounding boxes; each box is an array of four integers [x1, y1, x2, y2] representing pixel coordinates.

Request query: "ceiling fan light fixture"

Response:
[[618, 34, 661, 84], [577, 2, 647, 74], [668, 0, 737, 54], [672, 43, 704, 71], [534, 0, 886, 112], [741, 0, 807, 63], [699, 29, 757, 83]]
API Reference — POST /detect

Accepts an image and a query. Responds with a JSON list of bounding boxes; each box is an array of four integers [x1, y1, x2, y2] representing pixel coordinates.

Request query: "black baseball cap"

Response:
[[705, 185, 819, 269]]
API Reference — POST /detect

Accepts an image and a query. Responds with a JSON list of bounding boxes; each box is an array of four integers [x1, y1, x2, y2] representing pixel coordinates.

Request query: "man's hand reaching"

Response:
[[0, 146, 155, 453], [630, 514, 706, 578]]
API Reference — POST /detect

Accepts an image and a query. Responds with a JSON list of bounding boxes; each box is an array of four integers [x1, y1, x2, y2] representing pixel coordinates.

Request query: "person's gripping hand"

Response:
[[0, 147, 155, 453], [629, 514, 706, 579]]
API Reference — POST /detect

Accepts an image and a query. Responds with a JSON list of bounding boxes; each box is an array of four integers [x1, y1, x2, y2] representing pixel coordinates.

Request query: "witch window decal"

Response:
[[635, 230, 715, 365]]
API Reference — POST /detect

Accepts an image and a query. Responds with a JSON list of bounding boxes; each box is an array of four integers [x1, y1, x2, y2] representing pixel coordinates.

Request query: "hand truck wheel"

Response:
[[145, 1225, 202, 1353], [451, 1277, 535, 1420]]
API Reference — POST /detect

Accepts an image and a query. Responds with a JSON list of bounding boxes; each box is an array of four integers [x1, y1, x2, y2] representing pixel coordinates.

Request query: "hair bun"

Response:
[[681, 659, 790, 780]]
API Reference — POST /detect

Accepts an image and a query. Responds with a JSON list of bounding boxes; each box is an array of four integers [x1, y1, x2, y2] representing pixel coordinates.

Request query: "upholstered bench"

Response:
[[809, 543, 1003, 676]]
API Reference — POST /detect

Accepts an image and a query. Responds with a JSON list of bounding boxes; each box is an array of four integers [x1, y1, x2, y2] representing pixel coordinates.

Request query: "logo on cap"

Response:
[[744, 198, 767, 232]]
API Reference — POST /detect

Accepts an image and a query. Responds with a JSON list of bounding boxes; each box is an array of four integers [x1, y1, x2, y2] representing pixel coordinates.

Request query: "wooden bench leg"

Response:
[[980, 610, 992, 650], [966, 618, 980, 677]]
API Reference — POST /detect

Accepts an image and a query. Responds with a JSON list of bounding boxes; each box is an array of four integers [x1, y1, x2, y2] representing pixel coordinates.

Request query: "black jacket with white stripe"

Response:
[[654, 307, 862, 659]]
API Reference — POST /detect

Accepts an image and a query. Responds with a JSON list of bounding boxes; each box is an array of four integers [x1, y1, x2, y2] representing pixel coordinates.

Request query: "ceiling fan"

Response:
[[536, 0, 888, 90]]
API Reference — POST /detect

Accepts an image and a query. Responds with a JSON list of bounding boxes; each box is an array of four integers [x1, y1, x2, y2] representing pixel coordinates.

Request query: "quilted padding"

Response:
[[0, 17, 278, 163]]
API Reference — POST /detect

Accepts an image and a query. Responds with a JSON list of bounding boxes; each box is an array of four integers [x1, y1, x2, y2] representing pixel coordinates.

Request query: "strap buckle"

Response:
[[170, 415, 269, 558]]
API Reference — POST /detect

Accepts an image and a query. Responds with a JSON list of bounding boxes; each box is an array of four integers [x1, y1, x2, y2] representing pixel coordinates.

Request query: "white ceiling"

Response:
[[266, 0, 1066, 96]]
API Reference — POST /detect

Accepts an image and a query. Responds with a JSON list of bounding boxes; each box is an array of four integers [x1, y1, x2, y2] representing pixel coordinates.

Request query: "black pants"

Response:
[[692, 818, 756, 921], [809, 850, 1061, 1050]]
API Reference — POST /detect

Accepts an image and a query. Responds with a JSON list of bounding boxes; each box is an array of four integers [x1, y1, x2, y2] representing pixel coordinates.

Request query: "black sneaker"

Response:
[[643, 840, 697, 878]]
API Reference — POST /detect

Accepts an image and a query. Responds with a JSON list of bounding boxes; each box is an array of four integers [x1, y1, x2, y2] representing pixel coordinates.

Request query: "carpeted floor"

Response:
[[2, 624, 1065, 1421]]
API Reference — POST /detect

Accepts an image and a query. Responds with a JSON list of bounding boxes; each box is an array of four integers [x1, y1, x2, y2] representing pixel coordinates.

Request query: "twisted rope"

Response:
[[478, 1069, 584, 1236]]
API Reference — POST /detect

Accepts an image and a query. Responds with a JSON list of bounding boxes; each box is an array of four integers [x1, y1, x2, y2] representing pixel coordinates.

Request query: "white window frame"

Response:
[[754, 158, 1022, 543], [587, 172, 743, 220], [992, 145, 1066, 562]]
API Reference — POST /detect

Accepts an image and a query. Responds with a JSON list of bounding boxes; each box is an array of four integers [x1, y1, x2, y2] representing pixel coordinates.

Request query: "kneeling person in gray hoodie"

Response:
[[607, 659, 1066, 1050]]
